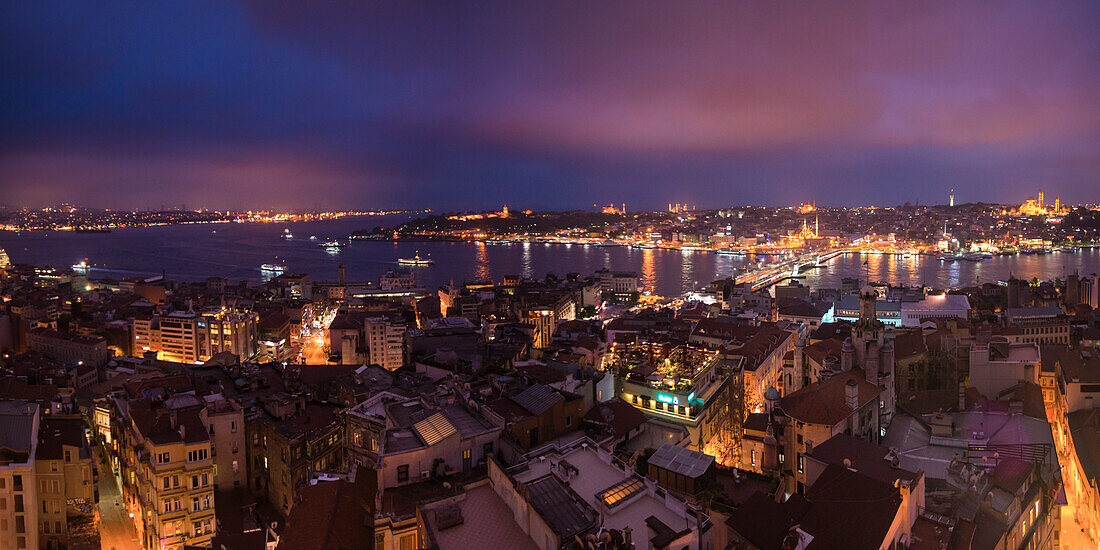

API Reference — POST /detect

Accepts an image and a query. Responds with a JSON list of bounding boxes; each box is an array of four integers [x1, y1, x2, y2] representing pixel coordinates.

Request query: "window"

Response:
[[397, 465, 409, 482], [797, 455, 804, 474], [202, 473, 209, 486], [192, 476, 199, 489], [232, 460, 239, 474], [187, 449, 208, 462], [14, 475, 23, 491], [54, 521, 60, 534], [231, 420, 237, 433], [463, 449, 471, 460], [64, 450, 71, 463], [14, 495, 23, 513], [158, 452, 170, 464], [42, 521, 49, 534], [483, 442, 493, 458], [192, 497, 201, 512], [162, 477, 170, 490], [399, 534, 416, 550]]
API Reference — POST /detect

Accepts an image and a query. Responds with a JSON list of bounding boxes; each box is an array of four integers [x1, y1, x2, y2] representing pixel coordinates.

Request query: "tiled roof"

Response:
[[584, 398, 647, 438], [801, 465, 903, 550], [512, 384, 562, 416], [779, 369, 881, 426], [280, 476, 376, 550]]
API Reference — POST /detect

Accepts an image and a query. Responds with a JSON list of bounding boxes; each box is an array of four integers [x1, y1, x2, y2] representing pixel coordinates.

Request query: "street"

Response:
[[94, 448, 141, 550]]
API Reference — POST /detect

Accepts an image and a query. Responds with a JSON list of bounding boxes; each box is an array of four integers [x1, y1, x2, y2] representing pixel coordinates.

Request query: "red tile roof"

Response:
[[584, 398, 647, 438], [779, 369, 881, 426]]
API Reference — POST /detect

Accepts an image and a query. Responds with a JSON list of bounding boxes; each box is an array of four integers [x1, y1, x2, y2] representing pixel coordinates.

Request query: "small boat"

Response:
[[281, 228, 293, 240], [961, 253, 984, 261], [75, 228, 110, 233], [398, 252, 434, 266], [1058, 246, 1077, 253], [211, 230, 217, 234], [317, 240, 346, 249], [310, 235, 318, 241], [937, 254, 955, 262]]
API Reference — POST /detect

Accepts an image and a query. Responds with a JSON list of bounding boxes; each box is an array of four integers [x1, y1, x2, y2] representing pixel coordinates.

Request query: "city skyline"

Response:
[[3, 1, 1100, 210]]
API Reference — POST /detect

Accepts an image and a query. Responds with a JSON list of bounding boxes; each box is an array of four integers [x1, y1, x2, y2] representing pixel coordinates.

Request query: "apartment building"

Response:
[[133, 308, 258, 364], [364, 315, 406, 370], [26, 327, 110, 368], [0, 401, 41, 550], [204, 397, 246, 491], [247, 395, 343, 517], [115, 397, 216, 550]]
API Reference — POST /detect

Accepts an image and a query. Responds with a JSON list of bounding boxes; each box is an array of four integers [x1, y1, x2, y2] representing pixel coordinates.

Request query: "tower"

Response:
[[858, 286, 878, 325], [1038, 189, 1044, 209], [949, 188, 954, 207], [814, 215, 819, 239], [501, 204, 509, 218]]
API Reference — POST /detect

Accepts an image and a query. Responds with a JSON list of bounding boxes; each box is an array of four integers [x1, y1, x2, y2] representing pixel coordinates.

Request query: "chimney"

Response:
[[845, 379, 859, 410], [623, 526, 632, 549]]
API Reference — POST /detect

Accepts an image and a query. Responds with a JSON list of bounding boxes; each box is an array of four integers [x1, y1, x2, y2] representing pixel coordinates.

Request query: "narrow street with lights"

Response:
[[94, 447, 140, 550]]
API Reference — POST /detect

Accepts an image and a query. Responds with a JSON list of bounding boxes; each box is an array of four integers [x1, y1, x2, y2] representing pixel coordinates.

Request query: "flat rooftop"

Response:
[[512, 443, 703, 548], [431, 483, 537, 550]]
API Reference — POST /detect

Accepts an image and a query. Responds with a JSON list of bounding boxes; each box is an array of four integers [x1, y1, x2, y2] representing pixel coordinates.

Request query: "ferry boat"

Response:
[[937, 253, 956, 262], [716, 248, 744, 256], [484, 239, 510, 245], [595, 239, 619, 247], [397, 252, 435, 266], [1058, 246, 1077, 253], [961, 253, 985, 261], [260, 263, 286, 274], [72, 260, 89, 273], [317, 240, 346, 249]]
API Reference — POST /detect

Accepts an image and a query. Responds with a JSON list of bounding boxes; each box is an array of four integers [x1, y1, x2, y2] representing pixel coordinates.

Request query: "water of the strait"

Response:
[[3, 216, 1098, 297]]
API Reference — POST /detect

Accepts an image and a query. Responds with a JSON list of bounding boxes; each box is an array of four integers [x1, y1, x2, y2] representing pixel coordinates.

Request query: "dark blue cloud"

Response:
[[2, 1, 1098, 210]]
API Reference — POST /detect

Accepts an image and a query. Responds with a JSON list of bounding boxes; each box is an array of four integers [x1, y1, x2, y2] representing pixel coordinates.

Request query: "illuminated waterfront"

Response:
[[5, 217, 1100, 297]]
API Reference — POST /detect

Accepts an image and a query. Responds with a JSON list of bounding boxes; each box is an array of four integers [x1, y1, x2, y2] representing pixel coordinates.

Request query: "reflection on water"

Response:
[[641, 248, 656, 293], [474, 242, 489, 281], [2, 219, 1099, 299]]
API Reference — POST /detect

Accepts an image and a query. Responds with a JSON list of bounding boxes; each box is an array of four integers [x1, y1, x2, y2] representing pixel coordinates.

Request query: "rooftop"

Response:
[[512, 441, 705, 549]]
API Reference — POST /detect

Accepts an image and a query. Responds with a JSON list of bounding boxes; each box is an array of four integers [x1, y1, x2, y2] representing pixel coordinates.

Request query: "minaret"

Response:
[[814, 215, 819, 238], [949, 188, 955, 207], [1038, 189, 1044, 209]]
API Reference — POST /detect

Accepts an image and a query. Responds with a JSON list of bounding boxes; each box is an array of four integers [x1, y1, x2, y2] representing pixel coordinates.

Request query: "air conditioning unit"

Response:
[[421, 471, 430, 479]]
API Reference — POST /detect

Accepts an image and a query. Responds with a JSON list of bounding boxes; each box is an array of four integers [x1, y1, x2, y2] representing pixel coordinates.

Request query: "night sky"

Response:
[[2, 1, 1098, 211]]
